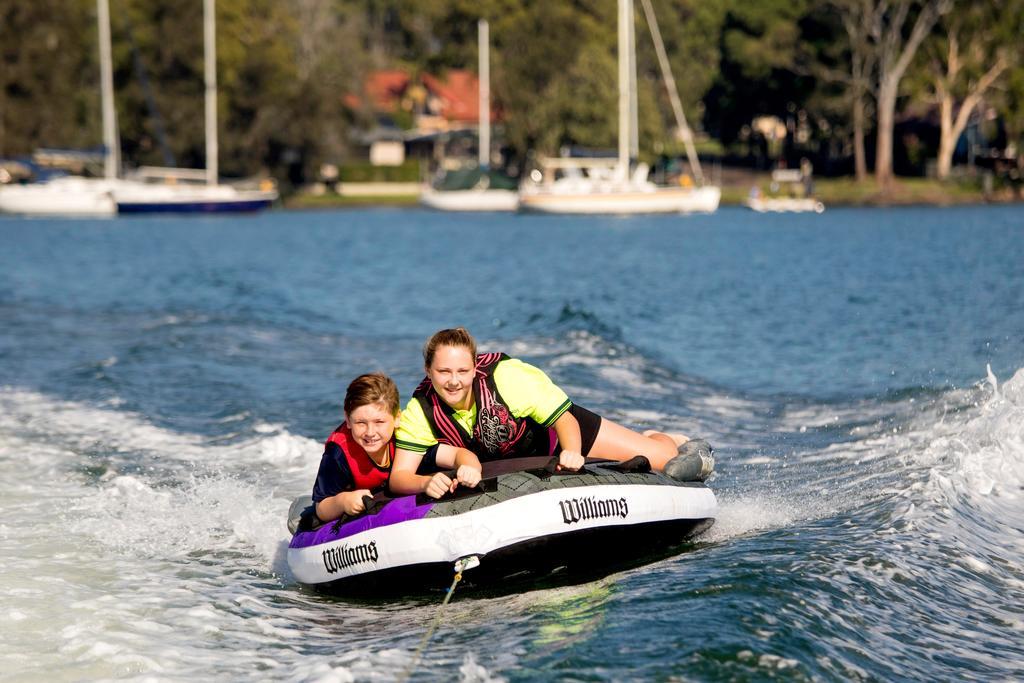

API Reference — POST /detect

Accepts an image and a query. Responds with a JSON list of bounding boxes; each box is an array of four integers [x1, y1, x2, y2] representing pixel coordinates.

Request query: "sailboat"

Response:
[[111, 0, 277, 213], [518, 0, 720, 215], [0, 0, 146, 217], [419, 19, 520, 212]]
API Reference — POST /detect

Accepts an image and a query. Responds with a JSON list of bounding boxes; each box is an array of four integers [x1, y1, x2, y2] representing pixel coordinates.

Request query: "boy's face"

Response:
[[346, 402, 399, 457]]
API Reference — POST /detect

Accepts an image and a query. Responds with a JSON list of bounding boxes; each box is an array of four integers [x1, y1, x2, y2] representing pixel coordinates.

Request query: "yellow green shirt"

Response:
[[395, 358, 571, 453]]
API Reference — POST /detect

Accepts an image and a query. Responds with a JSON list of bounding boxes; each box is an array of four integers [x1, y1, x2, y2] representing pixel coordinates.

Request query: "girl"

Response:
[[389, 328, 708, 495]]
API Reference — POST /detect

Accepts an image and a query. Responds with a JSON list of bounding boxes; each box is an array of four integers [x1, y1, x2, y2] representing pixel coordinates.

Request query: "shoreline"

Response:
[[282, 177, 1022, 211], [281, 198, 1022, 211]]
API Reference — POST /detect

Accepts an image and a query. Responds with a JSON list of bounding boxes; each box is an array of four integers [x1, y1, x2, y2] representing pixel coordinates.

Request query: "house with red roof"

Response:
[[346, 68, 499, 131], [344, 68, 502, 165]]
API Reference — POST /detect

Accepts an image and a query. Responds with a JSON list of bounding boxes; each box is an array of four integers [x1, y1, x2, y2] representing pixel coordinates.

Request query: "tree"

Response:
[[113, 0, 358, 185], [491, 2, 615, 157], [921, 1, 1021, 178], [0, 0, 102, 159], [704, 0, 813, 163], [825, 0, 879, 181], [864, 0, 951, 189]]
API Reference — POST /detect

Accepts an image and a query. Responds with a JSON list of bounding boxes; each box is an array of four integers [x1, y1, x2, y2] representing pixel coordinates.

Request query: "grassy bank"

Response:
[[284, 193, 420, 209], [721, 175, 1016, 207]]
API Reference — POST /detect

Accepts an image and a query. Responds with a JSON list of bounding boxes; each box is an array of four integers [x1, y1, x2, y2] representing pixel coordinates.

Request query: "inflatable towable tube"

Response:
[[286, 455, 716, 596]]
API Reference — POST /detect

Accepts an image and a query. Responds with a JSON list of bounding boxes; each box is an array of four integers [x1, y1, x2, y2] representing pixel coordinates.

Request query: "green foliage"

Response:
[[3, 0, 1020, 185], [722, 0, 807, 80], [705, 0, 816, 145], [0, 0, 102, 156]]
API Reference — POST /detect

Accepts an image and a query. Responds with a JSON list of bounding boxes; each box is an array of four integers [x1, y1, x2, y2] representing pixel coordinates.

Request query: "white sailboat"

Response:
[[419, 19, 520, 212], [0, 0, 145, 217], [518, 0, 720, 215], [112, 0, 277, 213]]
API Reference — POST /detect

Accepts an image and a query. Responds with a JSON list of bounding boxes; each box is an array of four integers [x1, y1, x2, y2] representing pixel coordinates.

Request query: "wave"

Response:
[[0, 387, 318, 574], [893, 365, 1024, 527], [705, 366, 1024, 550], [522, 301, 623, 342]]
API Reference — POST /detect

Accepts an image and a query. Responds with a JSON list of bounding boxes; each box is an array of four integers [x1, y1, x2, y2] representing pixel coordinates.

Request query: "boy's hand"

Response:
[[341, 489, 372, 515]]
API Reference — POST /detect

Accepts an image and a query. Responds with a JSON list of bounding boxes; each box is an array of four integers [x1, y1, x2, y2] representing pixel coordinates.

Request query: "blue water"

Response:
[[1, 206, 1023, 681]]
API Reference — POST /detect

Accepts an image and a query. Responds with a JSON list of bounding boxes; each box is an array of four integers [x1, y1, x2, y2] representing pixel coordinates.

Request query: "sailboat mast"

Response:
[[628, 1, 639, 163], [478, 19, 490, 169], [617, 0, 631, 179], [97, 0, 119, 179], [204, 0, 218, 185]]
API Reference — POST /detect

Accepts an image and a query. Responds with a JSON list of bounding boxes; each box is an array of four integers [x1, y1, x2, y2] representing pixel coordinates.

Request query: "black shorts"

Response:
[[566, 403, 603, 456]]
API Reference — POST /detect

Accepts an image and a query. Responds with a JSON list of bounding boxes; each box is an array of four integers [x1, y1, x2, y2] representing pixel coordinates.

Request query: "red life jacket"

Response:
[[413, 352, 555, 461], [325, 423, 392, 492]]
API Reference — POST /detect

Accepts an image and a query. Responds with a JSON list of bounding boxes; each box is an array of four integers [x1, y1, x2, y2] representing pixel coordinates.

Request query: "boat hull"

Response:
[[519, 185, 721, 215], [116, 196, 275, 214], [114, 186, 276, 214], [0, 177, 119, 216], [746, 197, 825, 213], [419, 188, 519, 212]]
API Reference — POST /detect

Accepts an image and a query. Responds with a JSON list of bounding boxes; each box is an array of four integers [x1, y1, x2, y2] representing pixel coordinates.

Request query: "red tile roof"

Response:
[[347, 69, 500, 124]]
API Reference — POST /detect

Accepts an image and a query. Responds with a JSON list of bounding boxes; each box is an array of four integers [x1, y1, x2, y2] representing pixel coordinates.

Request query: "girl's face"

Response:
[[346, 402, 399, 458], [426, 344, 475, 411]]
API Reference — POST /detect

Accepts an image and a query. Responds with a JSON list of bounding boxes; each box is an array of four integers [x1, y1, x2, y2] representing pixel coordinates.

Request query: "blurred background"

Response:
[[2, 0, 1022, 204]]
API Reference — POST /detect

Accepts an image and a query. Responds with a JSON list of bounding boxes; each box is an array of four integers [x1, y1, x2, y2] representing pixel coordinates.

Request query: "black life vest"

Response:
[[413, 352, 555, 461]]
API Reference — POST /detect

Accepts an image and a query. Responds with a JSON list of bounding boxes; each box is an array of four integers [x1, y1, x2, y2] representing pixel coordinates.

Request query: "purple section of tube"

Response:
[[288, 495, 433, 549]]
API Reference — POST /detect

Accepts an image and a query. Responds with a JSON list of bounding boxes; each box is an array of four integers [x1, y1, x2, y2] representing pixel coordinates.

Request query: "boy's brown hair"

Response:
[[344, 373, 400, 416]]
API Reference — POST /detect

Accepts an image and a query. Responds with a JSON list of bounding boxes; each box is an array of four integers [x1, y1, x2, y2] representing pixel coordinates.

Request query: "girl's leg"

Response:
[[643, 430, 690, 448], [591, 419, 681, 470]]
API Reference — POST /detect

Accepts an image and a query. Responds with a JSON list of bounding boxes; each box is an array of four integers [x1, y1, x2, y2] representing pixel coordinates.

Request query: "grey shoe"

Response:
[[664, 439, 715, 482]]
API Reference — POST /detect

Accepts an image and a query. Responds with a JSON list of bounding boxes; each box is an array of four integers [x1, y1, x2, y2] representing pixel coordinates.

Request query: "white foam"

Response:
[[68, 472, 292, 567], [458, 653, 507, 682], [704, 493, 810, 541], [0, 387, 315, 581], [0, 386, 322, 485], [916, 367, 1024, 504]]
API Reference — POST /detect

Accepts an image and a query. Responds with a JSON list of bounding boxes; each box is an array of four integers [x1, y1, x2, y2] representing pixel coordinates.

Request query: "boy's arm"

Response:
[[315, 489, 371, 521]]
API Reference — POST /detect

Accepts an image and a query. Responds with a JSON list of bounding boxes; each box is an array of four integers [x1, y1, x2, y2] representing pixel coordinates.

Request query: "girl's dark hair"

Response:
[[344, 373, 400, 416], [423, 327, 477, 367]]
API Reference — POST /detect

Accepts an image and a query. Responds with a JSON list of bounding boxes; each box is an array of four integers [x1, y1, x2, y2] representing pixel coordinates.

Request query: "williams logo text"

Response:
[[322, 541, 378, 574], [558, 496, 629, 525]]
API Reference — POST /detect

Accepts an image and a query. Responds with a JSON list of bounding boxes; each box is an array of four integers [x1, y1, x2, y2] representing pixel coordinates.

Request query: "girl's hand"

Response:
[[557, 450, 584, 472], [341, 489, 371, 515], [425, 472, 454, 499], [455, 464, 482, 489]]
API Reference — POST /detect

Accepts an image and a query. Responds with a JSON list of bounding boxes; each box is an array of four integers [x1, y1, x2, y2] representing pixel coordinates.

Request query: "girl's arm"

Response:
[[389, 447, 454, 499], [552, 411, 585, 471], [433, 444, 483, 491], [451, 447, 482, 489]]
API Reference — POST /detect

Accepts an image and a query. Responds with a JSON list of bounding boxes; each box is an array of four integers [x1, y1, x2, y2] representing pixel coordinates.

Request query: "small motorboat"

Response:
[[746, 196, 825, 214]]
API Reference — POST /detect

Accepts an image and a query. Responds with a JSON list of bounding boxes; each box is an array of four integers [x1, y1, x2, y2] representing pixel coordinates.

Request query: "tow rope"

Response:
[[398, 555, 480, 681]]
